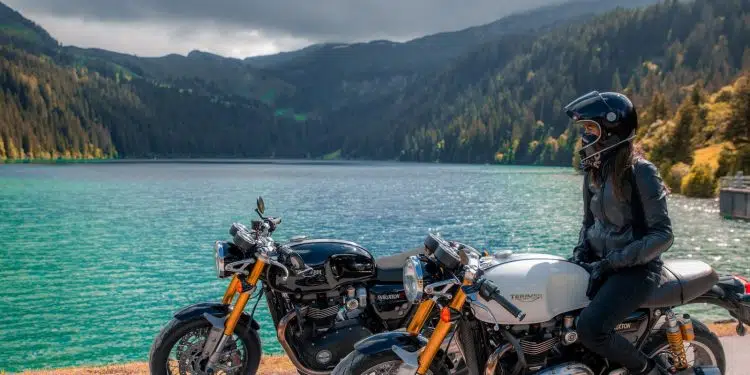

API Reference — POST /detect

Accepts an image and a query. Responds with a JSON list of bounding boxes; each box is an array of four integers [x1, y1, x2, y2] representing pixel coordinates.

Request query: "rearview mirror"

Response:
[[256, 196, 265, 215]]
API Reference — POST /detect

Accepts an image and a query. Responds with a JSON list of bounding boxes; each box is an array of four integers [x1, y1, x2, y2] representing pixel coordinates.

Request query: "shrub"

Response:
[[681, 163, 717, 198], [665, 162, 690, 193]]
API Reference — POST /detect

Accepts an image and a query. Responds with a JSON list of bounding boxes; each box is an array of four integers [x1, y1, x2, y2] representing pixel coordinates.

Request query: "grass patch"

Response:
[[322, 149, 342, 160], [693, 143, 730, 172]]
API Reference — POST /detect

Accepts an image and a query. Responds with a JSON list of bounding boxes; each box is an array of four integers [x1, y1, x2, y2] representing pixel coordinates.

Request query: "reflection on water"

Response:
[[0, 162, 747, 372]]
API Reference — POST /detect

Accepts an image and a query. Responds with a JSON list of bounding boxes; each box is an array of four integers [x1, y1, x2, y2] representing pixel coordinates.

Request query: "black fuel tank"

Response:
[[267, 239, 376, 293]]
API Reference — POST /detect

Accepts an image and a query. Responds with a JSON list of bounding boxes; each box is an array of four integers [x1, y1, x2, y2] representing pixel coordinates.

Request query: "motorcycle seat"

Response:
[[375, 247, 424, 283], [642, 259, 718, 308]]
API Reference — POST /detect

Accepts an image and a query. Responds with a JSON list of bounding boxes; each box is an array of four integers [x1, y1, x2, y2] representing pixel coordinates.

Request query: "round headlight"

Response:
[[214, 241, 227, 278], [403, 256, 424, 304]]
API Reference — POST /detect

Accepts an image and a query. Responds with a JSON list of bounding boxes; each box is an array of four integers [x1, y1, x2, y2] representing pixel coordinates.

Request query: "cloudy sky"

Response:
[[5, 0, 564, 58]]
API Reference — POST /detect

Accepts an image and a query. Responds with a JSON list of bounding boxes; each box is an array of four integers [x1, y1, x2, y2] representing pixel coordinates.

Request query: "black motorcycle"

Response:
[[148, 196, 433, 375]]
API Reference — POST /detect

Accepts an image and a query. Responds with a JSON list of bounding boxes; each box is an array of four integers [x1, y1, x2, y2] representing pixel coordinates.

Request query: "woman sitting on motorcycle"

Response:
[[564, 91, 674, 375]]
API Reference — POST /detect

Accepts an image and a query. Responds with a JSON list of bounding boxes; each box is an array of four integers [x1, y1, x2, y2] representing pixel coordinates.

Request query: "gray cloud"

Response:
[[5, 0, 564, 57]]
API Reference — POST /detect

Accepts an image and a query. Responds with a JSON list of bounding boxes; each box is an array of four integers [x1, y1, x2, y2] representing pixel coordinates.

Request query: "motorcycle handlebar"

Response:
[[478, 279, 526, 322]]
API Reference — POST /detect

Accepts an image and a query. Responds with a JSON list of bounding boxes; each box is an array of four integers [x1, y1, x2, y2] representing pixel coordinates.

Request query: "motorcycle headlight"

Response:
[[214, 241, 229, 278], [403, 256, 424, 304]]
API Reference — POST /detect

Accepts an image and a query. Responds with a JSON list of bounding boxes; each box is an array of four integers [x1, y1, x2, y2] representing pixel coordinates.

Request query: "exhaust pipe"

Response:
[[484, 343, 512, 375], [277, 310, 331, 375]]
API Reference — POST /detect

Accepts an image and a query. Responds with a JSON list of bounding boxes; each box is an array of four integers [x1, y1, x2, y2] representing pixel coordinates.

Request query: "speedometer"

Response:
[[424, 233, 460, 270]]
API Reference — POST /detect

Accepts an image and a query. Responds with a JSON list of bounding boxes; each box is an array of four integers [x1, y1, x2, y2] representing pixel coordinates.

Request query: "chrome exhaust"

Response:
[[484, 343, 513, 375], [277, 310, 331, 375]]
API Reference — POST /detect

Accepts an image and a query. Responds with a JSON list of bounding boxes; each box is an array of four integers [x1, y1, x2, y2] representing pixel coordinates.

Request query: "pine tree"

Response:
[[728, 76, 750, 143]]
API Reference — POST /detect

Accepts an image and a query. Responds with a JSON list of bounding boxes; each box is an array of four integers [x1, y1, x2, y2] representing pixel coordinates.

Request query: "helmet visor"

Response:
[[564, 91, 614, 121]]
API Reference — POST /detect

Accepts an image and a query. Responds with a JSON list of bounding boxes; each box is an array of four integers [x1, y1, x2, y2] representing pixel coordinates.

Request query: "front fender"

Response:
[[353, 331, 425, 355], [173, 302, 261, 331]]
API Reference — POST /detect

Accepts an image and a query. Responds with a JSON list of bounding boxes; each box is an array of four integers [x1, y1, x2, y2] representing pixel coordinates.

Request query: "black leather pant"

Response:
[[577, 264, 661, 372]]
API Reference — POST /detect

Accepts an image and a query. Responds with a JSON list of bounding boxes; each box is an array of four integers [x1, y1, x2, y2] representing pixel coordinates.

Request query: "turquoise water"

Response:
[[0, 162, 748, 373]]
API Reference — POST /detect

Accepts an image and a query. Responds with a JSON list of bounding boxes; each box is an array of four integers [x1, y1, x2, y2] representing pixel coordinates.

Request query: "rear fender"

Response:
[[173, 302, 261, 331], [688, 276, 750, 327]]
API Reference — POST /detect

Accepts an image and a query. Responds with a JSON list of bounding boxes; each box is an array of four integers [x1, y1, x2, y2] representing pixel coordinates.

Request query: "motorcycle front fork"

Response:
[[203, 259, 266, 373], [410, 280, 471, 375]]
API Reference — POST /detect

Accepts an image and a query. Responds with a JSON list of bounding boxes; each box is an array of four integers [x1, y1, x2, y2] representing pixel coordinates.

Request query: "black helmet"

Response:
[[563, 91, 637, 170]]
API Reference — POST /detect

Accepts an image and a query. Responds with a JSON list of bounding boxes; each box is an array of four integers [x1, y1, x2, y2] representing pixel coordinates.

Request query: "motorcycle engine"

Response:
[[290, 283, 373, 371]]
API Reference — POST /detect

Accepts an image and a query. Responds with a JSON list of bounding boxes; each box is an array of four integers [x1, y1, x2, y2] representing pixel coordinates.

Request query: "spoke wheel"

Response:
[[166, 326, 247, 375], [149, 317, 261, 375], [648, 340, 718, 370], [642, 319, 726, 374]]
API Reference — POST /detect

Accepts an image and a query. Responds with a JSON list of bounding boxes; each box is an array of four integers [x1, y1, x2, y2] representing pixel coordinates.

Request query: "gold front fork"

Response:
[[223, 259, 266, 336], [221, 275, 240, 305], [416, 280, 470, 375], [206, 259, 266, 369], [407, 299, 436, 335]]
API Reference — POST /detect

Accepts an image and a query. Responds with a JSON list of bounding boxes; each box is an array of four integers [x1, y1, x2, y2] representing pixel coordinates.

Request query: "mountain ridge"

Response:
[[1, 0, 747, 185]]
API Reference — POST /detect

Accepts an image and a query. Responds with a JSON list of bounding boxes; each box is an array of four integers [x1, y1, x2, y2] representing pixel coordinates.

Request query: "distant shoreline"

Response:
[[13, 321, 748, 375], [0, 157, 574, 169]]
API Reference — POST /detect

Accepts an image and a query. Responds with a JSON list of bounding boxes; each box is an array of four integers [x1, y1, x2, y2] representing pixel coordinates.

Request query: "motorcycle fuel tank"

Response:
[[268, 238, 376, 293], [473, 252, 591, 325]]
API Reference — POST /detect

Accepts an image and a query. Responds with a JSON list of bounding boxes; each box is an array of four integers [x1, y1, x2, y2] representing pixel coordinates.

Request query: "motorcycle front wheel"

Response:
[[331, 350, 449, 375], [148, 317, 262, 375]]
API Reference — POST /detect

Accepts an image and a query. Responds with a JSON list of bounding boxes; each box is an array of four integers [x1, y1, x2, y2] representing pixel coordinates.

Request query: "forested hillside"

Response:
[[0, 0, 748, 181], [249, 0, 656, 113], [0, 44, 318, 160], [639, 73, 750, 197], [332, 0, 750, 166]]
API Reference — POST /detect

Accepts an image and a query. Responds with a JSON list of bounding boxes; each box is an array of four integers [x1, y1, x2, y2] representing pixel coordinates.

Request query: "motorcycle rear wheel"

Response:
[[148, 317, 262, 375], [643, 319, 726, 374]]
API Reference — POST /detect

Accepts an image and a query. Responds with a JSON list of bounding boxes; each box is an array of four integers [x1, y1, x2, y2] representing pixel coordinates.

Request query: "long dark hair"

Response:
[[587, 142, 645, 202]]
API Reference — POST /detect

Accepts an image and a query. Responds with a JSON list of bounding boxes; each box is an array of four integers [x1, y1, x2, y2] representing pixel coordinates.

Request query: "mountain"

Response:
[[246, 0, 658, 113], [0, 1, 57, 52], [1, 0, 748, 180], [63, 47, 297, 106], [0, 1, 313, 161], [328, 0, 750, 166]]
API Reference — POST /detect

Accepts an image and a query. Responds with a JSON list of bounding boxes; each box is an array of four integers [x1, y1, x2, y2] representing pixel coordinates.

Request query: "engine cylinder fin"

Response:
[[306, 305, 340, 319], [519, 337, 559, 356]]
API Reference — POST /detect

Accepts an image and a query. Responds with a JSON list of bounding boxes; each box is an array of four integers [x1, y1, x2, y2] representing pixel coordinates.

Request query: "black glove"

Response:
[[582, 259, 613, 299], [588, 259, 613, 280], [568, 248, 588, 264]]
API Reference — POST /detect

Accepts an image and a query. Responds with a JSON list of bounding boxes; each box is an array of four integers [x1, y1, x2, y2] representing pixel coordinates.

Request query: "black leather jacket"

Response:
[[573, 158, 674, 270]]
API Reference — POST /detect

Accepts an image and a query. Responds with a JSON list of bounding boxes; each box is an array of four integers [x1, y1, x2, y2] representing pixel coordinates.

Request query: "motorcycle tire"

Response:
[[148, 317, 262, 375], [642, 319, 726, 374], [331, 349, 449, 375]]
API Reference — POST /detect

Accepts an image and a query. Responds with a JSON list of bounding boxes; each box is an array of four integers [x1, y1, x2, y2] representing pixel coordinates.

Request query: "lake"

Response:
[[1, 162, 748, 373]]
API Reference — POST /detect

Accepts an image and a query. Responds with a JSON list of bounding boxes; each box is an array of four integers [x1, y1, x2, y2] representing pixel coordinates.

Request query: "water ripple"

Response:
[[0, 163, 747, 372]]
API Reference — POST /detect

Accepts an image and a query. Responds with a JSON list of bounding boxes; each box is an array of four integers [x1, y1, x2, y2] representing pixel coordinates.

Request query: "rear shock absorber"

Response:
[[665, 310, 688, 370]]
